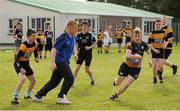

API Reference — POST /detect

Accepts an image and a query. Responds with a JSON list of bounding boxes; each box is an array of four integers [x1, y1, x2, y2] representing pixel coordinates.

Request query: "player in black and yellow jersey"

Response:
[[110, 27, 152, 100], [148, 19, 168, 83], [116, 25, 124, 53], [11, 29, 39, 104], [36, 28, 45, 59], [124, 24, 132, 50], [97, 29, 104, 53], [161, 16, 177, 75]]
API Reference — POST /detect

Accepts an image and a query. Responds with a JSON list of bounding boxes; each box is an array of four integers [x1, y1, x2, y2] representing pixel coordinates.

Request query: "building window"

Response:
[[123, 20, 131, 28], [75, 18, 95, 33], [8, 18, 22, 34], [144, 21, 155, 34], [30, 18, 51, 32]]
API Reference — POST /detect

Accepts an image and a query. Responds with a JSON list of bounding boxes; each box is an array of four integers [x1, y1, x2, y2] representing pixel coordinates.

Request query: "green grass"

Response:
[[0, 46, 180, 110]]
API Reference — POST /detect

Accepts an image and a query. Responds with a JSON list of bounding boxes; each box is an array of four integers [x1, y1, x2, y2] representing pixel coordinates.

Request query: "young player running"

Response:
[[11, 29, 38, 104], [110, 27, 152, 100]]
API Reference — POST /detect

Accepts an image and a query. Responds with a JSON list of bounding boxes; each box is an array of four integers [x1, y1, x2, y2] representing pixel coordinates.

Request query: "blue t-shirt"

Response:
[[53, 32, 76, 63]]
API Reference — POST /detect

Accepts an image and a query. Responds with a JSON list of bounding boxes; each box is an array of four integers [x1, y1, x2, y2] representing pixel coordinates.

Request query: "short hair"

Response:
[[156, 19, 161, 23], [133, 27, 141, 35], [67, 20, 77, 27], [99, 29, 102, 32], [27, 29, 36, 37], [162, 16, 167, 19], [81, 21, 89, 26]]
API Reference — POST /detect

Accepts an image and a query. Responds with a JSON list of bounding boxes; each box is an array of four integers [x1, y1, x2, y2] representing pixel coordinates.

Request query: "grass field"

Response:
[[0, 46, 180, 110]]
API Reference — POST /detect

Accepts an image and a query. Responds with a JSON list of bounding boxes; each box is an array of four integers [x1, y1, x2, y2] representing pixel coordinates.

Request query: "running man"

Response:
[[110, 27, 152, 100], [148, 19, 168, 83], [11, 29, 38, 104], [36, 28, 45, 59], [161, 16, 177, 75], [33, 20, 78, 104], [73, 21, 96, 85]]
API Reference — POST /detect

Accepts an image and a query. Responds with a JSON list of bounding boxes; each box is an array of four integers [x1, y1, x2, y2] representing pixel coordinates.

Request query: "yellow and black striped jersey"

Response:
[[18, 41, 38, 61], [97, 33, 103, 41], [162, 25, 174, 49], [124, 27, 132, 37], [148, 30, 168, 49], [116, 28, 124, 39], [36, 33, 45, 45]]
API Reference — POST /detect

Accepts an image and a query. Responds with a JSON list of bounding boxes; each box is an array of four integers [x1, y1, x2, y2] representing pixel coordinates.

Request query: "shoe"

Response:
[[56, 95, 71, 104], [172, 65, 177, 75], [91, 80, 95, 85], [44, 56, 47, 59], [160, 80, 164, 83], [11, 98, 19, 104], [24, 95, 32, 99], [32, 95, 43, 103], [153, 78, 157, 84]]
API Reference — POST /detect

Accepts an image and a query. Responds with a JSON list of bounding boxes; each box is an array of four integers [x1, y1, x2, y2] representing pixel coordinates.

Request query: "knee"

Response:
[[75, 67, 80, 72], [20, 77, 26, 82], [31, 79, 36, 85], [85, 68, 90, 73], [67, 77, 74, 85]]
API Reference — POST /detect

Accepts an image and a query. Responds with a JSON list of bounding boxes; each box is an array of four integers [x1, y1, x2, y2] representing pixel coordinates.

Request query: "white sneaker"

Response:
[[32, 95, 43, 103], [56, 95, 71, 104]]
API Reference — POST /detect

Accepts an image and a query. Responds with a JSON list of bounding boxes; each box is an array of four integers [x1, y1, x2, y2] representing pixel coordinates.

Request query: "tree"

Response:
[[87, 0, 180, 20]]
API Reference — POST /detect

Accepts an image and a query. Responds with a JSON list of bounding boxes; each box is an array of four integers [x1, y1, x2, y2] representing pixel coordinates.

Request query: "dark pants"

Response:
[[36, 61, 74, 98]]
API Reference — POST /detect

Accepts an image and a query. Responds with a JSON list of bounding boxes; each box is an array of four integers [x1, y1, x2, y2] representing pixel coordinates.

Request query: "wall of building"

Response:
[[0, 0, 60, 44]]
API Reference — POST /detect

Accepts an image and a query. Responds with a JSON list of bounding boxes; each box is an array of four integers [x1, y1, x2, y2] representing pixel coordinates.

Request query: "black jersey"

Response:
[[76, 32, 96, 55], [126, 41, 149, 68], [45, 30, 53, 44], [15, 28, 23, 39]]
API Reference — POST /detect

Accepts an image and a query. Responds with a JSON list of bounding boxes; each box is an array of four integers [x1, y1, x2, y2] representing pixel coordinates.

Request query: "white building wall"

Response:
[[0, 0, 60, 44]]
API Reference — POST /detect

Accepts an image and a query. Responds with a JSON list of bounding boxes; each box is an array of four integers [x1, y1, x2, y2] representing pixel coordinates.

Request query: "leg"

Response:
[[11, 73, 26, 104], [25, 74, 36, 97], [85, 66, 95, 85], [110, 75, 135, 100], [73, 64, 82, 79], [113, 75, 126, 86], [157, 59, 165, 83], [152, 59, 158, 83], [36, 68, 62, 98], [58, 62, 74, 98]]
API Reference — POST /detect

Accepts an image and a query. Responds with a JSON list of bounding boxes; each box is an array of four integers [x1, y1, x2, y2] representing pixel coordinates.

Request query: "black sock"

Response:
[[113, 81, 116, 86], [110, 93, 118, 100], [157, 70, 163, 81], [171, 64, 175, 68]]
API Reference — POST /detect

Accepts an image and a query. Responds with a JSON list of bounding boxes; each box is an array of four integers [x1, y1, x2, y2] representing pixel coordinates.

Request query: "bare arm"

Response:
[[50, 48, 57, 71], [126, 49, 142, 60]]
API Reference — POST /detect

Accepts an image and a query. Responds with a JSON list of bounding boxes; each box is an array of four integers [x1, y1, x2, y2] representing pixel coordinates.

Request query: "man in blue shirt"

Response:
[[33, 20, 78, 104]]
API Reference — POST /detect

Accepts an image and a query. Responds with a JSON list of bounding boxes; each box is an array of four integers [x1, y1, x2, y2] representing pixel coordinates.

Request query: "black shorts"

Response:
[[97, 41, 103, 48], [118, 62, 141, 80], [14, 61, 34, 76], [45, 43, 52, 51], [125, 37, 131, 43], [76, 54, 92, 66], [165, 49, 172, 59], [37, 44, 44, 51], [151, 48, 165, 59], [117, 38, 123, 44]]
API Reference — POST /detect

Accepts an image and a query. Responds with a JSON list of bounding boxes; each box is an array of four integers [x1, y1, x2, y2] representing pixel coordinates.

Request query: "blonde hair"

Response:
[[133, 27, 141, 35], [67, 20, 77, 27]]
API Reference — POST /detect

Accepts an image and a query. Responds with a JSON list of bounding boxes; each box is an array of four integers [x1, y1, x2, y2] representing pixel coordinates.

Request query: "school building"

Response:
[[0, 0, 173, 44]]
